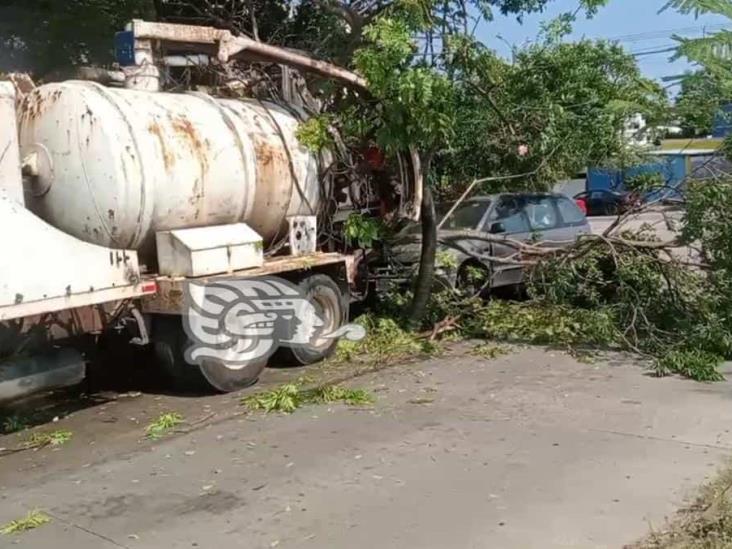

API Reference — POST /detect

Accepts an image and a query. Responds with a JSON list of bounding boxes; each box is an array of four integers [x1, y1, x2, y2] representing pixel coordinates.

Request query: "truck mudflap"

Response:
[[0, 193, 155, 322]]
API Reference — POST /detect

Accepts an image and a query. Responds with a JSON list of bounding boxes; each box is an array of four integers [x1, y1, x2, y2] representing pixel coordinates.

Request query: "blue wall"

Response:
[[587, 155, 688, 200]]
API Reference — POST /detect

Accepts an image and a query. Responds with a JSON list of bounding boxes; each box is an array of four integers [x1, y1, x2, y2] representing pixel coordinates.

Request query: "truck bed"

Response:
[[141, 252, 350, 315]]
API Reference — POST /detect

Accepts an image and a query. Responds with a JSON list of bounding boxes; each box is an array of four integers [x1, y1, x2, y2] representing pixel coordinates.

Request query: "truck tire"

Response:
[[152, 315, 266, 393], [279, 274, 348, 366]]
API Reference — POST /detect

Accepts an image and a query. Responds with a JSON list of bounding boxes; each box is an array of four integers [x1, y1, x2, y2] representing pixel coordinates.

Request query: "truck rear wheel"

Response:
[[279, 273, 348, 366], [152, 315, 266, 393]]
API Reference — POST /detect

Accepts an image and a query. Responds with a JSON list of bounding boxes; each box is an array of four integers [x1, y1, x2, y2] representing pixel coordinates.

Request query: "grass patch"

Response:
[[21, 430, 72, 449], [634, 460, 732, 548], [1, 510, 51, 535], [242, 383, 374, 414], [145, 412, 184, 440]]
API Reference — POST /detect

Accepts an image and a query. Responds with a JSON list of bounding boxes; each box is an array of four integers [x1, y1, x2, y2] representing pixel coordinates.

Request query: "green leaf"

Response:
[[662, 0, 732, 19]]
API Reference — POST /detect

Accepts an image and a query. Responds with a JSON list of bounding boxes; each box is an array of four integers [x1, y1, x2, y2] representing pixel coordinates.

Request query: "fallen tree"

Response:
[[388, 175, 732, 381]]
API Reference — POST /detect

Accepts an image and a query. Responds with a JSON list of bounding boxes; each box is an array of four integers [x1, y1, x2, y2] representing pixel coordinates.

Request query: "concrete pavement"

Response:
[[587, 208, 683, 240], [1, 346, 731, 548]]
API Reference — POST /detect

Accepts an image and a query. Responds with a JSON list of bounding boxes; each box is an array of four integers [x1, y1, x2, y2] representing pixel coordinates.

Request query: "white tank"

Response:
[[18, 81, 322, 257]]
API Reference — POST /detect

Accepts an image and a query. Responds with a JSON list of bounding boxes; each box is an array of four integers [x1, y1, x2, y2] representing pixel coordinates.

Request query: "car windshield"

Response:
[[400, 200, 491, 236], [440, 200, 491, 230]]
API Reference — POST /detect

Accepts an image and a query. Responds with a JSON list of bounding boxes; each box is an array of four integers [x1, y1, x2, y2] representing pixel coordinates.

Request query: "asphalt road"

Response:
[[2, 346, 732, 549]]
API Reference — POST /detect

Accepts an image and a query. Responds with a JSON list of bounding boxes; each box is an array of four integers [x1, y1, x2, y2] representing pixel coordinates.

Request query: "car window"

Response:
[[524, 196, 559, 231], [441, 200, 490, 230], [489, 197, 530, 233], [556, 197, 586, 225], [435, 203, 452, 219]]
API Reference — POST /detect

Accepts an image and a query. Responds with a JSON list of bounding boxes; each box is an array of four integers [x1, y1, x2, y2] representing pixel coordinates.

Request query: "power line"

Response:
[[626, 25, 730, 58], [631, 46, 678, 57], [605, 23, 727, 44]]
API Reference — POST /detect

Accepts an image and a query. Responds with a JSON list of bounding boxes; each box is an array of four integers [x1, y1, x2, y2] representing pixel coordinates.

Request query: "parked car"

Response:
[[384, 193, 591, 294], [573, 189, 640, 217]]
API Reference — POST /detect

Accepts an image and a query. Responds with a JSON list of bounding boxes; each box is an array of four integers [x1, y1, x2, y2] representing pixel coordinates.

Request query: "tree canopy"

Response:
[[663, 0, 732, 76], [292, 1, 665, 198], [674, 69, 732, 137], [434, 39, 667, 195], [0, 0, 609, 75]]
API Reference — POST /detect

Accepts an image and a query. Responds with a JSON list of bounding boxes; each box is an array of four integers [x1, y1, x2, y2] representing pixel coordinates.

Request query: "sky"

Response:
[[476, 0, 729, 86]]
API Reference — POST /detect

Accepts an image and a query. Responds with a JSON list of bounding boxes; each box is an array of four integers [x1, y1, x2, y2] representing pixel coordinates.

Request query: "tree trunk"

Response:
[[409, 185, 437, 329]]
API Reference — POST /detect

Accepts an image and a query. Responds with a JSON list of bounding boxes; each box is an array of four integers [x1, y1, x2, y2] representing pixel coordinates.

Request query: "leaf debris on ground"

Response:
[[21, 430, 72, 449], [242, 383, 374, 414], [1, 510, 51, 535], [633, 459, 732, 548], [145, 413, 184, 440], [472, 343, 509, 360]]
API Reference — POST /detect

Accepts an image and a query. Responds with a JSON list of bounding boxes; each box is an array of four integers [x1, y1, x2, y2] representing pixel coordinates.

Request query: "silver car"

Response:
[[386, 193, 591, 294]]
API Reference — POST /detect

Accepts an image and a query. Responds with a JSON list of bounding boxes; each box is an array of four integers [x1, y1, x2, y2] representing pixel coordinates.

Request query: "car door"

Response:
[[482, 196, 532, 288], [523, 195, 565, 247], [586, 190, 612, 216], [553, 195, 591, 242], [434, 199, 493, 269]]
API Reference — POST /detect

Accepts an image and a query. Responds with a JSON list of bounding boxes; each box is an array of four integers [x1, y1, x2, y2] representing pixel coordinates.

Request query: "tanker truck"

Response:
[[0, 21, 422, 402]]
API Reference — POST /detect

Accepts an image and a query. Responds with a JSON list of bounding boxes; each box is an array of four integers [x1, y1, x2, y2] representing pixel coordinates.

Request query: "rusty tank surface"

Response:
[[18, 81, 322, 256]]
